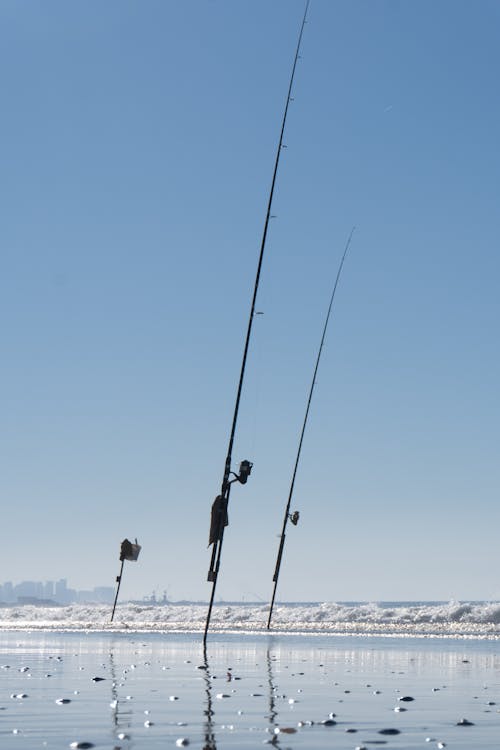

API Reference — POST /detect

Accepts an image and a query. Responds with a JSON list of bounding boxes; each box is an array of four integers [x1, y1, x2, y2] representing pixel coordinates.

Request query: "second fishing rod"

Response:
[[266, 226, 355, 629]]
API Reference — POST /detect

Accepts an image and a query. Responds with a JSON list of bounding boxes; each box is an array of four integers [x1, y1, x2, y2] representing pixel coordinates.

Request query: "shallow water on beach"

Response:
[[1, 632, 500, 749]]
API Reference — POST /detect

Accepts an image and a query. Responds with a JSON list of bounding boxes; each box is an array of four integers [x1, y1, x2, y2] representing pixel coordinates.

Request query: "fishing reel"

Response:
[[229, 459, 253, 485], [289, 510, 300, 526]]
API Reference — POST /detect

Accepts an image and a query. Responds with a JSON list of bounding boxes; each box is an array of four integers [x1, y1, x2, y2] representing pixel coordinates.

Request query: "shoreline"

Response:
[[1, 624, 500, 640]]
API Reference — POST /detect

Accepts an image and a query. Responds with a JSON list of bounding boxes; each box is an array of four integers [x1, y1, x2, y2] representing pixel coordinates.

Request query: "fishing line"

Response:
[[249, 311, 264, 456]]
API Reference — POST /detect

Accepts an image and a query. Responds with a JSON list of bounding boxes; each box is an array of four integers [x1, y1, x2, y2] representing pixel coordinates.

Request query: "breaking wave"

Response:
[[1, 601, 500, 639]]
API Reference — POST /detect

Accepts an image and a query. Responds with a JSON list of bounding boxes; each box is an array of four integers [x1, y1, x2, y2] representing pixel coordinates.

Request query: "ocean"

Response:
[[1, 600, 500, 638]]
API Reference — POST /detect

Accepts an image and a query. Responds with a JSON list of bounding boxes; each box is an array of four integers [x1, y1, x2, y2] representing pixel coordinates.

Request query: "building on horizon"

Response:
[[0, 579, 116, 606]]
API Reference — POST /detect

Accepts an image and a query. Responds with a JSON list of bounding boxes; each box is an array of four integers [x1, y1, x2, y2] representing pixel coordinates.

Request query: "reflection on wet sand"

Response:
[[266, 648, 280, 746], [202, 646, 217, 750], [109, 643, 133, 742]]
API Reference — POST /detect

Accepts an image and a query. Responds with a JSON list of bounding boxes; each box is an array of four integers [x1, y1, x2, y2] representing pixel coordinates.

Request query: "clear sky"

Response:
[[2, 0, 499, 604]]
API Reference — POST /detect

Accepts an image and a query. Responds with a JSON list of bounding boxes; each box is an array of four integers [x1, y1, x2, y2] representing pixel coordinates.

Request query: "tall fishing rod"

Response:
[[204, 0, 310, 646], [266, 226, 355, 629]]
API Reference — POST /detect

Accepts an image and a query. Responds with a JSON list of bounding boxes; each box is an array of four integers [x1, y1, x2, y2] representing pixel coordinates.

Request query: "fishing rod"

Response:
[[266, 226, 355, 629], [204, 0, 310, 646]]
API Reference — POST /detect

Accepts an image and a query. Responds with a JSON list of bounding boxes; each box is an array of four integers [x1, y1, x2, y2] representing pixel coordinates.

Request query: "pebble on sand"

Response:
[[69, 743, 95, 749], [176, 740, 190, 747], [55, 698, 71, 705], [456, 718, 474, 726]]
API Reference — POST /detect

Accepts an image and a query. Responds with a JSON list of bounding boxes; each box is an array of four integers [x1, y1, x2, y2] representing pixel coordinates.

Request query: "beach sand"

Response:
[[1, 631, 499, 749]]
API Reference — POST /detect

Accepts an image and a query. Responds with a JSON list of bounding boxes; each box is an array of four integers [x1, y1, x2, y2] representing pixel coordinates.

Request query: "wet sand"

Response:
[[1, 631, 499, 749]]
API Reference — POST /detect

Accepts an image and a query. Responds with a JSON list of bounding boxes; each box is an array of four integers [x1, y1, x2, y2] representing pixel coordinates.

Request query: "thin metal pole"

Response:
[[110, 559, 125, 622], [204, 0, 310, 646], [267, 227, 355, 629]]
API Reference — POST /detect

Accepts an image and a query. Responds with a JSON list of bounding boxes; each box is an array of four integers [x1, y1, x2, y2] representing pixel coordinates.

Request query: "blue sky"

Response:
[[2, 0, 499, 603]]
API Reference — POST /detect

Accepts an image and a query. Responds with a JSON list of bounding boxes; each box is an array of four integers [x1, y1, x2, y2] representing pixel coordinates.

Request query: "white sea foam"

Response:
[[1, 601, 500, 638]]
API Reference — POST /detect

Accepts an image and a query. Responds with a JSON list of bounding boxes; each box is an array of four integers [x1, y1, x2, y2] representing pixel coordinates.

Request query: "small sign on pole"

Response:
[[110, 538, 141, 622]]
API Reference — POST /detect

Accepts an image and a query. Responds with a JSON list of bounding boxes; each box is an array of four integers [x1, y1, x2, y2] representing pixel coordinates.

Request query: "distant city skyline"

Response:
[[0, 578, 116, 606]]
